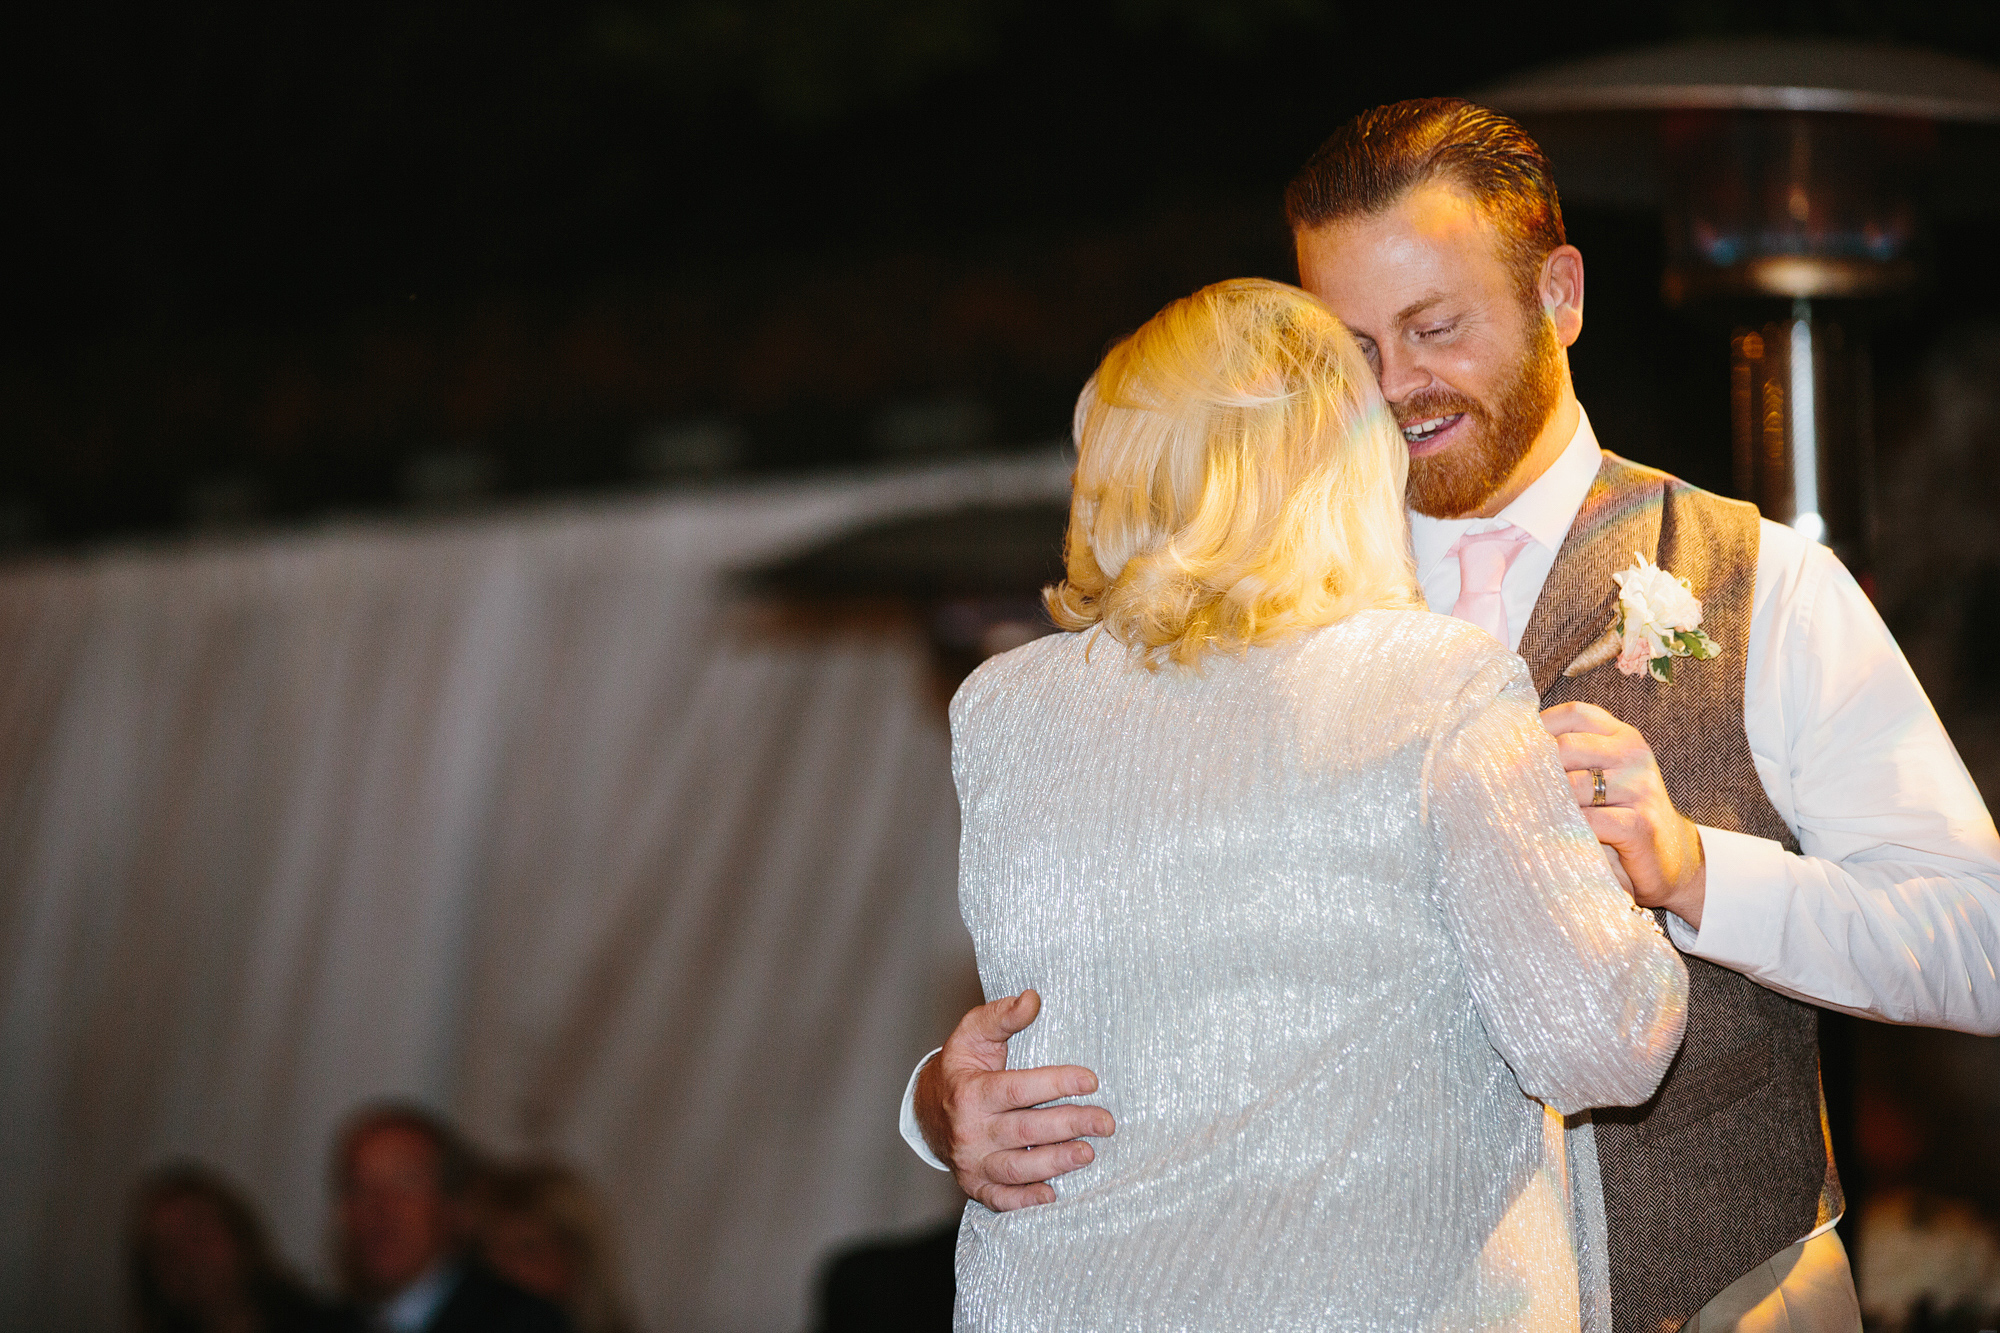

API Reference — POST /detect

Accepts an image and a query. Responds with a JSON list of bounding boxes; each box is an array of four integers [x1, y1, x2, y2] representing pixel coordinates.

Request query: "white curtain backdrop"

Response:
[[0, 454, 1070, 1332]]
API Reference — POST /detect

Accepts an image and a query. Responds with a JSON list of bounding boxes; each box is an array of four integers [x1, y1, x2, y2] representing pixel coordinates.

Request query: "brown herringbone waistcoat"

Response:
[[1515, 451, 1842, 1333]]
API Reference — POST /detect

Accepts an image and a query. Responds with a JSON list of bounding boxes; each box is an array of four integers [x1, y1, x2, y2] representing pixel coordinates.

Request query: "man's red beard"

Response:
[[1400, 309, 1563, 518]]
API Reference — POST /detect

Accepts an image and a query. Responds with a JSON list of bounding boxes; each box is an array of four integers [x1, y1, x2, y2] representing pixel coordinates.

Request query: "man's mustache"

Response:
[[1392, 390, 1484, 428]]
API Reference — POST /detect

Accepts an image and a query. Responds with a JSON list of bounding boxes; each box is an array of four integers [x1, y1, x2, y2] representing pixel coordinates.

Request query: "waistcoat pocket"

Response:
[[1634, 1038, 1771, 1145]]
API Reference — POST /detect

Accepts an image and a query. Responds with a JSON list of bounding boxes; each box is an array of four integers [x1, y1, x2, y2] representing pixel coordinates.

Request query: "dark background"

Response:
[[5, 0, 1998, 548]]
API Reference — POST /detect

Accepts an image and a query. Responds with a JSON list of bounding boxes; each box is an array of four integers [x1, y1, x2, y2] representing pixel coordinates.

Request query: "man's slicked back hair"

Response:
[[1284, 98, 1566, 304]]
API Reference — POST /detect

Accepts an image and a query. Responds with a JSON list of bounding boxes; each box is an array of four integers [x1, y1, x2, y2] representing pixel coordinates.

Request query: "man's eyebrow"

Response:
[[1393, 292, 1453, 326]]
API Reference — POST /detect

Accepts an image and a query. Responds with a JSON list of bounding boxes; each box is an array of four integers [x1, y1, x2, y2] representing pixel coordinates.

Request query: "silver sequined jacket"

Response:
[[950, 609, 1688, 1333]]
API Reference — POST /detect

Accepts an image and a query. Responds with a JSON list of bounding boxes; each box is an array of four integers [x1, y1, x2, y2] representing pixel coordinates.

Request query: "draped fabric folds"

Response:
[[0, 456, 1066, 1332]]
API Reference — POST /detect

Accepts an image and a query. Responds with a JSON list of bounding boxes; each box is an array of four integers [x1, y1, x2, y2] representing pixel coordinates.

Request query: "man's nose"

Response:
[[1375, 345, 1430, 404]]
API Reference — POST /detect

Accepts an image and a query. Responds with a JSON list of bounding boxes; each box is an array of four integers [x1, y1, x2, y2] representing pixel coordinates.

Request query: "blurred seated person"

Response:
[[475, 1159, 634, 1333], [811, 1219, 956, 1333], [331, 1104, 567, 1333], [127, 1161, 339, 1333]]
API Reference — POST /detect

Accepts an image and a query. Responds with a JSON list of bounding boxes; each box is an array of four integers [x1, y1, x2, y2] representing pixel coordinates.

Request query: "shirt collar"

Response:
[[1407, 407, 1603, 581], [376, 1260, 462, 1333]]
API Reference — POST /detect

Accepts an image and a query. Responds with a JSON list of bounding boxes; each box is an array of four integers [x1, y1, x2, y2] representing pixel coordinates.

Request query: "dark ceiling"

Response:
[[5, 0, 1999, 547]]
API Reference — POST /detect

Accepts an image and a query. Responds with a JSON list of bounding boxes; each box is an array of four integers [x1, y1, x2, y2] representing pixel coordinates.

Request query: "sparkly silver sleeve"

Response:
[[1425, 656, 1689, 1116]]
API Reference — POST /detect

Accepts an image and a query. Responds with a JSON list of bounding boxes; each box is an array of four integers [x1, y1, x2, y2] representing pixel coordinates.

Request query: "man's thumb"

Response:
[[966, 988, 1042, 1045]]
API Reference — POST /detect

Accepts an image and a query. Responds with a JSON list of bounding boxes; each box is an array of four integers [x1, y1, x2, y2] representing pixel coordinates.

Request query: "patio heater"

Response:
[[1479, 40, 2000, 575]]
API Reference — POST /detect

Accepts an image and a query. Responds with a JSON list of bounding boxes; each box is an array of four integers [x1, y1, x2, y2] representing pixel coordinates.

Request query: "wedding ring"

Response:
[[1590, 768, 1609, 806]]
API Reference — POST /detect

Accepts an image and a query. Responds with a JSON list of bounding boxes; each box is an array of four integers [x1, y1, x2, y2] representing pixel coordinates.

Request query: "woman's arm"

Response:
[[1426, 657, 1688, 1116]]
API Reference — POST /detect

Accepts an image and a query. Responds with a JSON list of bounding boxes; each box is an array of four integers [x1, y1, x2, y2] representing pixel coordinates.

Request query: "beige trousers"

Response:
[[1682, 1232, 1862, 1333]]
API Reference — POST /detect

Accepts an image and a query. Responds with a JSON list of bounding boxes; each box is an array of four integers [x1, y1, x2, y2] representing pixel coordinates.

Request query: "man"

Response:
[[902, 100, 2000, 1331], [333, 1104, 568, 1333]]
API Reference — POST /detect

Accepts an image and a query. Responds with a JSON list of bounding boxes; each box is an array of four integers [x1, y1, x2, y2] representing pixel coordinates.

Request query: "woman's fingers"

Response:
[[1601, 844, 1636, 893]]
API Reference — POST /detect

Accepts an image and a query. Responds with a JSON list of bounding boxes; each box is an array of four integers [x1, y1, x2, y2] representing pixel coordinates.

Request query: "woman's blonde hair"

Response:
[[1046, 277, 1420, 668], [477, 1158, 635, 1333]]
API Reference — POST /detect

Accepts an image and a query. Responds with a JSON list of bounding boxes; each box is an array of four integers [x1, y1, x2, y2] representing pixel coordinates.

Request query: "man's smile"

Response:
[[1400, 412, 1466, 456]]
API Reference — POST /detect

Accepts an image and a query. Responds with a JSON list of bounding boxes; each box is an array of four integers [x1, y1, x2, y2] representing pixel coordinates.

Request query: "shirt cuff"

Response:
[[1679, 825, 1793, 966], [899, 1048, 950, 1171]]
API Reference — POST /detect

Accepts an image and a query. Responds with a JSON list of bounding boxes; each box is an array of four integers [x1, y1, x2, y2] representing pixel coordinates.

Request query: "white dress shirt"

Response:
[[372, 1261, 461, 1333], [901, 405, 2000, 1168]]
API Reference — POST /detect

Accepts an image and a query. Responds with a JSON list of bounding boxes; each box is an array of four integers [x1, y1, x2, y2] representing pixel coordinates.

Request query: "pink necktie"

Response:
[[1447, 524, 1533, 646]]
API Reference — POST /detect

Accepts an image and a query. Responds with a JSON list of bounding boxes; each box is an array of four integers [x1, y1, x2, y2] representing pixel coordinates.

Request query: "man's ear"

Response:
[[1540, 246, 1584, 348]]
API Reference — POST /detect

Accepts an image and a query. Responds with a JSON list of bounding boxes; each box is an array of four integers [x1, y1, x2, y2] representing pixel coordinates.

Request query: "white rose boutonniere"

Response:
[[1563, 552, 1721, 684]]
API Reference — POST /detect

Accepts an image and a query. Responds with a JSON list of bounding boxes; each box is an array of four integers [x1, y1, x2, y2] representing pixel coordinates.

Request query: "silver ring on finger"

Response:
[[1590, 767, 1609, 807]]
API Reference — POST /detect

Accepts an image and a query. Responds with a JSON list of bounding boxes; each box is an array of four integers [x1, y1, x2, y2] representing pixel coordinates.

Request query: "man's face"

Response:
[[339, 1126, 456, 1299], [1295, 181, 1562, 518]]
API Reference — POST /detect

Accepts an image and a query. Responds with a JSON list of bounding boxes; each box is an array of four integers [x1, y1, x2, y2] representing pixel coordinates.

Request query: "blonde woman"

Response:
[[476, 1159, 635, 1333], [949, 278, 1686, 1332]]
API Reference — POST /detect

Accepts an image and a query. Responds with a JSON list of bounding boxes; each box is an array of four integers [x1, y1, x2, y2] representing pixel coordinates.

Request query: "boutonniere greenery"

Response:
[[1563, 552, 1721, 684]]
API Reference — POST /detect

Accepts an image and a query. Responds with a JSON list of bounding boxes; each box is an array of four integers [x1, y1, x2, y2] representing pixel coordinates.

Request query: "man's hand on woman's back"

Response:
[[915, 989, 1115, 1212]]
